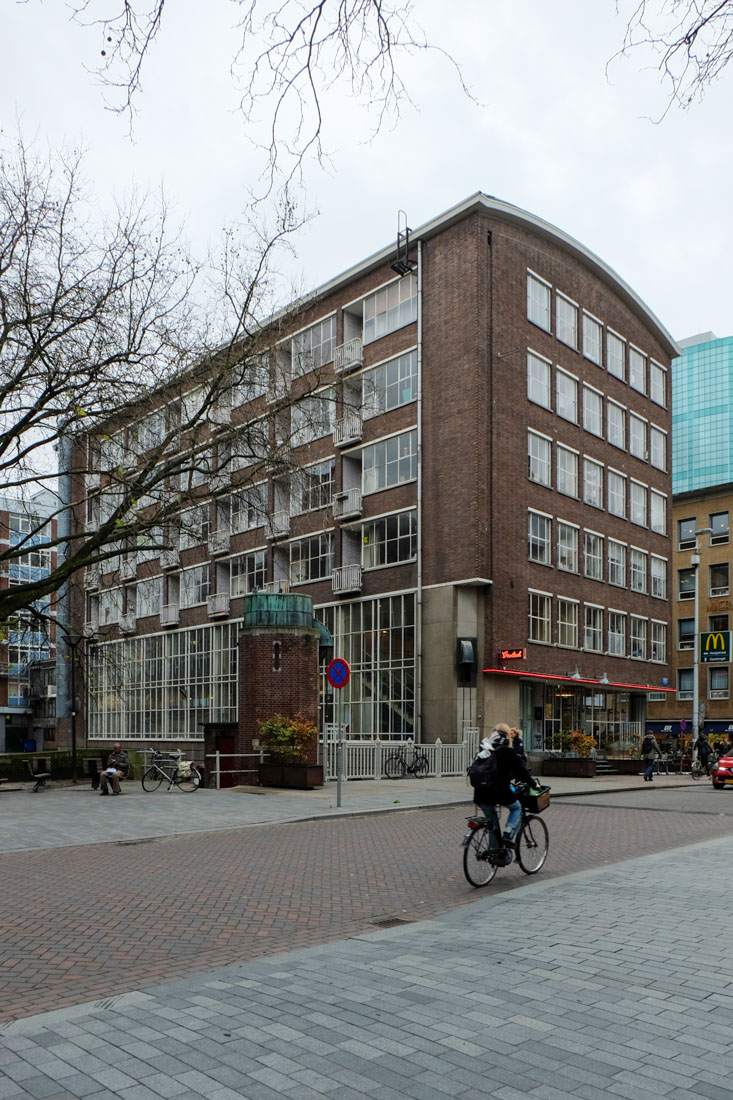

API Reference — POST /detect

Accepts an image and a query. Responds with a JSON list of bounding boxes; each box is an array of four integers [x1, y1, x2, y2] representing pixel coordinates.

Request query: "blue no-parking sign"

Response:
[[327, 657, 351, 689]]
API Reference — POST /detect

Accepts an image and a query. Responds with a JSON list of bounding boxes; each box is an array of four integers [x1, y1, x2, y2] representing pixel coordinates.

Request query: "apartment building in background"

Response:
[[71, 193, 676, 755], [648, 333, 733, 743], [0, 489, 57, 752]]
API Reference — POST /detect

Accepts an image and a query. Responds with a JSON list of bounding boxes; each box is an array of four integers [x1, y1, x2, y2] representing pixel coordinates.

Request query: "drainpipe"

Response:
[[416, 240, 423, 744], [56, 432, 73, 737]]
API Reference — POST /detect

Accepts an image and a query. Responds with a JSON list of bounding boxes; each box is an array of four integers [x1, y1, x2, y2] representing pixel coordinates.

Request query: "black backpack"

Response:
[[641, 735, 653, 754], [468, 754, 497, 791]]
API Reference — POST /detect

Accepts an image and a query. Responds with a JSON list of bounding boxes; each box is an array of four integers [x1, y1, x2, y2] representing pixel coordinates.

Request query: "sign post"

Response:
[[327, 658, 351, 807]]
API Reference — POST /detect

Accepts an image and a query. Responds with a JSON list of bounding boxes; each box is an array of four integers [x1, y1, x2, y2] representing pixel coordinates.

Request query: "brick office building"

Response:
[[72, 193, 676, 756]]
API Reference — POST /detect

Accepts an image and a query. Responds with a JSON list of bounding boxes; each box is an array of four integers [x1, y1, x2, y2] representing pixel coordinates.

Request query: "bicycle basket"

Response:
[[520, 785, 551, 814]]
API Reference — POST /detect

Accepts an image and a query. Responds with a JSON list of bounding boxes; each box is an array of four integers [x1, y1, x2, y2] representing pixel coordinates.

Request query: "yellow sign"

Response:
[[701, 631, 731, 664]]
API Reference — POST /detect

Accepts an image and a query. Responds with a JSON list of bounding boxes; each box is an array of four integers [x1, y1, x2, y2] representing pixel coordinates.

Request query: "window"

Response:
[[678, 567, 697, 600], [678, 668, 693, 700], [230, 549, 266, 596], [630, 616, 647, 659], [558, 598, 578, 648], [557, 446, 578, 497], [362, 511, 417, 568], [582, 313, 603, 365], [583, 458, 603, 508], [629, 346, 646, 394], [527, 351, 551, 408], [293, 459, 335, 513], [528, 431, 552, 486], [232, 357, 269, 406], [362, 430, 417, 494], [363, 350, 417, 416], [607, 401, 626, 449], [556, 370, 578, 423], [527, 273, 551, 331], [651, 622, 667, 663], [650, 491, 667, 535], [608, 611, 626, 656], [711, 512, 730, 545], [583, 386, 603, 436], [709, 562, 730, 597], [650, 427, 666, 471], [607, 331, 625, 380], [528, 512, 552, 565], [710, 614, 729, 631], [292, 315, 337, 374], [630, 481, 647, 527], [608, 470, 626, 518], [557, 523, 578, 573], [629, 414, 647, 460], [584, 531, 603, 580], [556, 295, 578, 348], [584, 605, 603, 652], [608, 540, 626, 587], [630, 548, 648, 593], [136, 576, 163, 619], [678, 518, 697, 550], [678, 618, 694, 650], [179, 565, 210, 608], [179, 505, 210, 550], [291, 389, 335, 446], [98, 588, 122, 625], [710, 667, 730, 700], [363, 276, 418, 344], [529, 592, 552, 643], [290, 533, 334, 584], [651, 556, 666, 599], [650, 360, 667, 407], [231, 484, 267, 533]]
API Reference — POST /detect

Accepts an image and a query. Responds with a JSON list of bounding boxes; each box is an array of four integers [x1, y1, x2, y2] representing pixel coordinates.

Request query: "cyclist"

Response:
[[470, 724, 533, 847]]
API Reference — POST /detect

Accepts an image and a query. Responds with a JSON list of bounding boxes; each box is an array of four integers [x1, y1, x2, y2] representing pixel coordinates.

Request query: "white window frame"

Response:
[[583, 385, 603, 437], [557, 445, 579, 498], [650, 360, 667, 407], [558, 597, 579, 649], [608, 540, 626, 587], [362, 429, 418, 495], [629, 413, 648, 460], [584, 530, 604, 581], [650, 555, 667, 599], [629, 345, 647, 395], [556, 294, 578, 349], [557, 522, 578, 573], [678, 667, 693, 700], [630, 616, 647, 660], [607, 401, 626, 450], [651, 621, 667, 664], [527, 350, 551, 409], [582, 312, 603, 366], [650, 490, 667, 535], [630, 480, 647, 527], [527, 272, 551, 332], [362, 510, 417, 570], [709, 666, 729, 700], [556, 369, 578, 423], [528, 511, 552, 565], [630, 547, 648, 593], [179, 564, 210, 608], [608, 610, 626, 657], [649, 426, 667, 471], [528, 431, 552, 487], [529, 590, 552, 643], [607, 330, 626, 380], [363, 276, 418, 345], [363, 349, 418, 417], [583, 458, 603, 509], [608, 470, 626, 519], [584, 605, 603, 653]]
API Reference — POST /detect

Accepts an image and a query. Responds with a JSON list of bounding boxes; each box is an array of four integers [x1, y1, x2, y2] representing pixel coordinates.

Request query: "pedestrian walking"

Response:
[[640, 731, 661, 782], [509, 727, 528, 768], [697, 732, 712, 775]]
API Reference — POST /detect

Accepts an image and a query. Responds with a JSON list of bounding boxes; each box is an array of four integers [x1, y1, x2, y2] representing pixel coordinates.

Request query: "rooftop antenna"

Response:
[[391, 210, 417, 277]]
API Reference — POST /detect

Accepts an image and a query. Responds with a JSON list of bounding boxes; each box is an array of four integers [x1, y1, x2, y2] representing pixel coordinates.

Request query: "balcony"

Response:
[[269, 510, 290, 539], [208, 529, 230, 556], [332, 564, 363, 593], [209, 401, 232, 426], [120, 559, 136, 582], [263, 579, 290, 594], [207, 592, 230, 618], [119, 612, 137, 634], [160, 603, 180, 627], [333, 412, 363, 447], [160, 547, 180, 570], [334, 337, 363, 375], [83, 618, 99, 638], [333, 488, 362, 520], [84, 567, 101, 590]]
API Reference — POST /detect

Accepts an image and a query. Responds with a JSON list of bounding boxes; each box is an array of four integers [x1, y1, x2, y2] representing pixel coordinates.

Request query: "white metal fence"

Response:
[[321, 736, 475, 782]]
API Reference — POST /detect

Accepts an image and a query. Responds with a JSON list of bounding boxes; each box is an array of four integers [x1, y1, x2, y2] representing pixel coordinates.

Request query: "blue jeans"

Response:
[[478, 800, 522, 844], [644, 757, 655, 780]]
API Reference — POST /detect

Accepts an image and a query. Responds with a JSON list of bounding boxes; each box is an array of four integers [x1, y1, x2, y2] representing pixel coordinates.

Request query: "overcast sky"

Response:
[[3, 0, 730, 345]]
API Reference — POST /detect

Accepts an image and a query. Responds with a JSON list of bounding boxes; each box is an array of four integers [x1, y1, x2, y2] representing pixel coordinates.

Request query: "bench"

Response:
[[24, 759, 51, 792]]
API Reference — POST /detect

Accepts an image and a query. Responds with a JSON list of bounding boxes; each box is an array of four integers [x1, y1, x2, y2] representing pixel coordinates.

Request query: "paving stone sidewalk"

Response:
[[3, 832, 733, 1098]]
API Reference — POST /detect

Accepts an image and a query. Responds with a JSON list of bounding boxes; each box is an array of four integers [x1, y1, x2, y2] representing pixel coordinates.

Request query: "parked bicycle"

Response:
[[691, 755, 714, 780], [141, 748, 202, 793], [384, 743, 430, 779], [462, 782, 550, 887]]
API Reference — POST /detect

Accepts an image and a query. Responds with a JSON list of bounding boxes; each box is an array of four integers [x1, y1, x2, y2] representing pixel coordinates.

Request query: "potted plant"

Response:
[[257, 712, 323, 789], [542, 730, 597, 777]]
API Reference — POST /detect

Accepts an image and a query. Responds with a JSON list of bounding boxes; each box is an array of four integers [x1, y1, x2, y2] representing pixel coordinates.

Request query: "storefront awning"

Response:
[[483, 667, 675, 692]]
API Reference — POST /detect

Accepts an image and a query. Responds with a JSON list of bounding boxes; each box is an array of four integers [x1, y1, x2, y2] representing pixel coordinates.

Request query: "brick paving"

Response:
[[3, 795, 733, 1025]]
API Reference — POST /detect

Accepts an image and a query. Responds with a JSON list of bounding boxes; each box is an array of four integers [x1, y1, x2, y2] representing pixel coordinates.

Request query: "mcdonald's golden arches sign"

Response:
[[701, 631, 731, 664]]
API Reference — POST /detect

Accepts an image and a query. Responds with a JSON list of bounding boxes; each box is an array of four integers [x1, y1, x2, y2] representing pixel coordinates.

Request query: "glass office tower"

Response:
[[673, 332, 733, 494]]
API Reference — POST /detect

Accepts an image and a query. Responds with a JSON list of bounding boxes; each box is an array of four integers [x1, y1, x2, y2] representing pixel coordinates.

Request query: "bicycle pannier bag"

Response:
[[178, 760, 193, 778]]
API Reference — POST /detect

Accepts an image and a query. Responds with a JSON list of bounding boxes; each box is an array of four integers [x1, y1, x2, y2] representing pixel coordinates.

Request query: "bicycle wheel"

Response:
[[516, 815, 549, 875], [384, 754, 406, 779], [691, 760, 704, 780], [176, 766, 202, 792], [463, 827, 498, 888], [141, 767, 164, 792], [413, 753, 430, 778]]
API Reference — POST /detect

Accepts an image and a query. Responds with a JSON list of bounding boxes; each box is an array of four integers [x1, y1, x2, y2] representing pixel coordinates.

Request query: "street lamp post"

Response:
[[692, 527, 713, 765], [63, 632, 85, 784]]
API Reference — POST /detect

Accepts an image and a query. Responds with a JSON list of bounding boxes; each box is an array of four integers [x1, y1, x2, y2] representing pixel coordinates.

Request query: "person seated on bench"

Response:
[[100, 743, 129, 795]]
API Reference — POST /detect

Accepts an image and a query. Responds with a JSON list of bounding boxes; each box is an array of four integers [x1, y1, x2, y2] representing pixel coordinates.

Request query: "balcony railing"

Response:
[[160, 547, 180, 570], [160, 603, 180, 627], [83, 618, 99, 638], [263, 579, 290, 594], [334, 337, 363, 375], [333, 412, 363, 447], [208, 529, 230, 556], [332, 488, 362, 520], [207, 592, 230, 617], [120, 559, 136, 582], [269, 510, 290, 538], [332, 564, 363, 593], [119, 612, 137, 633], [84, 567, 101, 590]]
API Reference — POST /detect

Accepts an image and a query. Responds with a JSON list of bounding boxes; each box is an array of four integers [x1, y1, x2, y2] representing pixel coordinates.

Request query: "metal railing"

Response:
[[321, 736, 471, 781], [205, 750, 270, 789]]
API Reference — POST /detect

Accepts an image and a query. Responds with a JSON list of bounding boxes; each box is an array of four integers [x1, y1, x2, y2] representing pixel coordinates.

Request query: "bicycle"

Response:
[[462, 782, 550, 887], [691, 756, 714, 780], [141, 748, 202, 793], [383, 743, 430, 779]]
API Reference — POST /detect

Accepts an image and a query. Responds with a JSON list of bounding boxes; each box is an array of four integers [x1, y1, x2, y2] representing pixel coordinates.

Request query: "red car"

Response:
[[712, 753, 733, 788]]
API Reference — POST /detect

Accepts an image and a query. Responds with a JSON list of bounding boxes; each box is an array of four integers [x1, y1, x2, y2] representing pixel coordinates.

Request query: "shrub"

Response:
[[258, 712, 318, 763]]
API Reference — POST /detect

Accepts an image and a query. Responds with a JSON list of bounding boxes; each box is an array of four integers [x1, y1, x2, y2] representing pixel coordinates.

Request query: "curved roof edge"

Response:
[[304, 192, 680, 359]]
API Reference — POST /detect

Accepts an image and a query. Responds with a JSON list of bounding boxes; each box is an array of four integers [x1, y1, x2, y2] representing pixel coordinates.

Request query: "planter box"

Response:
[[259, 762, 324, 789], [606, 759, 643, 775], [541, 757, 596, 778]]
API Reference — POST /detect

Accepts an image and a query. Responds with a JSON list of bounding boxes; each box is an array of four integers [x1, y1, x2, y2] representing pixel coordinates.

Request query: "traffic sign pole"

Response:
[[327, 659, 350, 807]]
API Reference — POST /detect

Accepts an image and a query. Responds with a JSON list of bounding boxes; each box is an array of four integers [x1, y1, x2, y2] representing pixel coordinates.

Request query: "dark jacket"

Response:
[[474, 745, 532, 806], [511, 736, 528, 768], [106, 750, 129, 775]]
